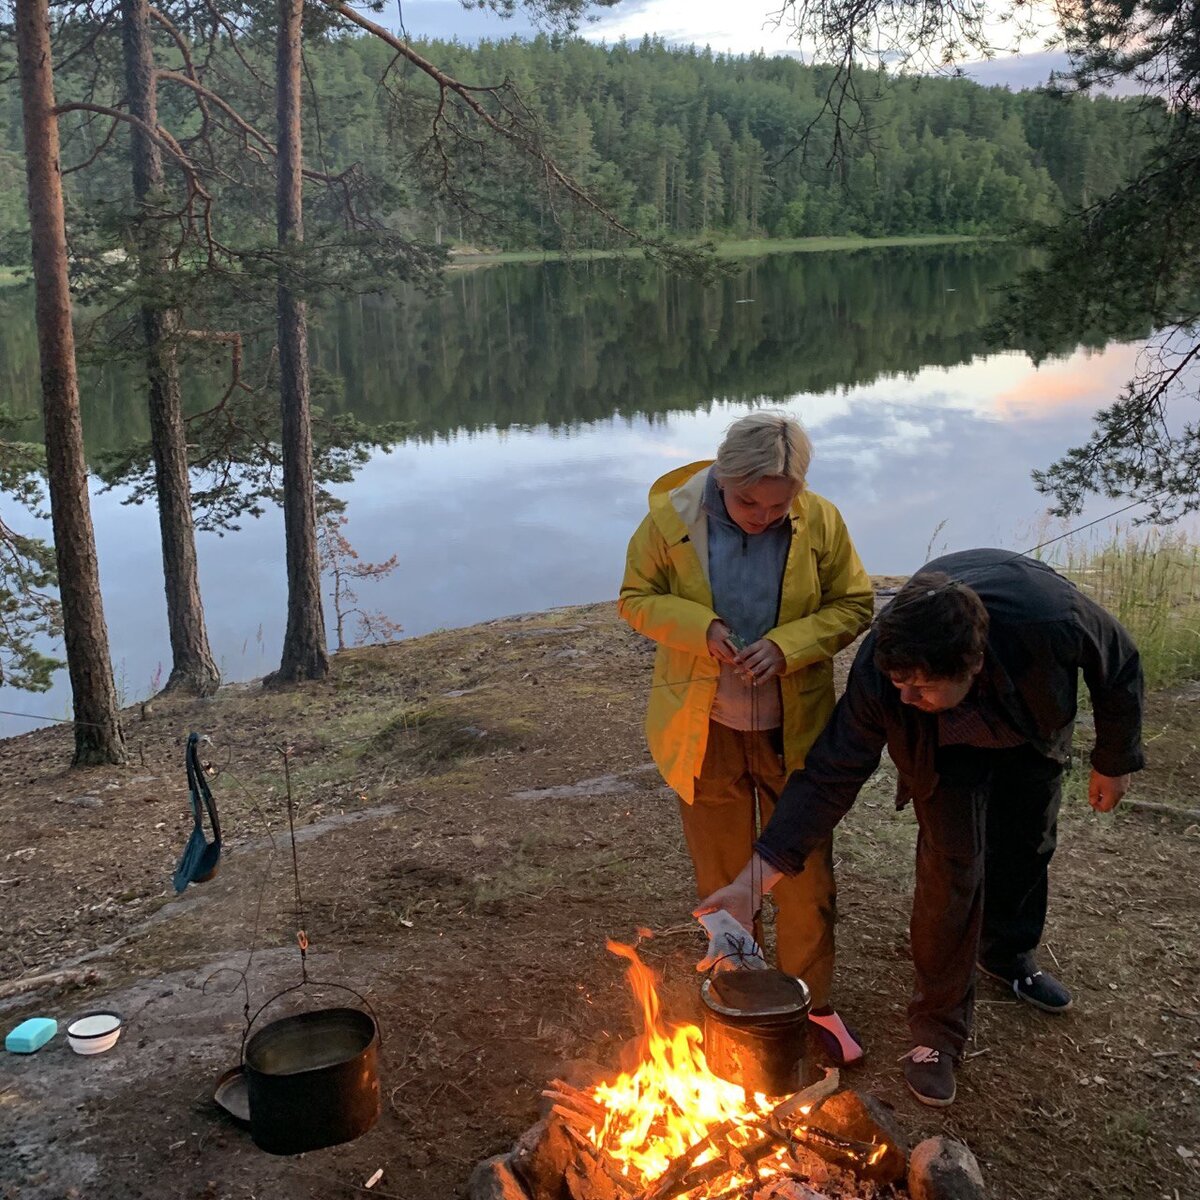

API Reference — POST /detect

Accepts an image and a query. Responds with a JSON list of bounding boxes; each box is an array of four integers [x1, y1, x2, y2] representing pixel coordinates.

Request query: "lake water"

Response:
[[0, 245, 1154, 736]]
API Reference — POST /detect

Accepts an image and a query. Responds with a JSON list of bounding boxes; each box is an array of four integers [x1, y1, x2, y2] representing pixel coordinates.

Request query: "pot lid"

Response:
[[701, 969, 811, 1018], [213, 1066, 250, 1128]]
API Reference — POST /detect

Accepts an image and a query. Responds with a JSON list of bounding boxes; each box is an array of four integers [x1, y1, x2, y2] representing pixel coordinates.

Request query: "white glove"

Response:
[[696, 908, 768, 973]]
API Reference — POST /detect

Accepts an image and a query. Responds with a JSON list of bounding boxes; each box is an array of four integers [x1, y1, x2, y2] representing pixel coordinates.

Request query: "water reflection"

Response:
[[0, 248, 1150, 735]]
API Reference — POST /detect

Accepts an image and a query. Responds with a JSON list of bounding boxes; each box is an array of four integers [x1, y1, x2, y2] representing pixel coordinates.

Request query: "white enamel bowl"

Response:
[[66, 1011, 123, 1055]]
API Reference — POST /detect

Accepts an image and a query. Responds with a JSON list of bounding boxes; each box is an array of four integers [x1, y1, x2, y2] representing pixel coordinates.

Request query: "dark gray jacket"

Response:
[[756, 549, 1145, 875]]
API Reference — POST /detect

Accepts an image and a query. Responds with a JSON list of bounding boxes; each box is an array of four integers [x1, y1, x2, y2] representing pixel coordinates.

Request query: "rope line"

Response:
[[280, 744, 309, 983]]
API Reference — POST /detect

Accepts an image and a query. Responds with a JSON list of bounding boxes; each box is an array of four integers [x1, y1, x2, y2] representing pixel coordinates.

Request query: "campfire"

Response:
[[488, 941, 908, 1200]]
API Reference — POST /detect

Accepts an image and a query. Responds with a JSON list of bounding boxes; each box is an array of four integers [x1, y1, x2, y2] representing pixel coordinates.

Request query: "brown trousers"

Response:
[[678, 720, 836, 1008]]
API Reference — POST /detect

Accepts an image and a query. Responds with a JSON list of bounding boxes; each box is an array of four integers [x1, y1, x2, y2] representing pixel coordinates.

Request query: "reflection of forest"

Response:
[[0, 245, 1120, 455]]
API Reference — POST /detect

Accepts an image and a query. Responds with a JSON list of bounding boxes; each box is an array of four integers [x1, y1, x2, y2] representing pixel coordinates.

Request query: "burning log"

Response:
[[634, 1117, 741, 1200], [804, 1090, 908, 1184], [562, 1122, 638, 1196], [769, 1067, 841, 1123]]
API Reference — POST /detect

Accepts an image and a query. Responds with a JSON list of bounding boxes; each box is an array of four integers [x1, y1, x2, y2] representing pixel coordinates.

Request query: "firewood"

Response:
[[792, 1124, 880, 1165], [551, 1104, 599, 1132], [561, 1123, 637, 1195], [647, 1123, 794, 1200], [635, 1118, 740, 1200], [0, 967, 100, 1001], [770, 1067, 840, 1124], [543, 1083, 607, 1124]]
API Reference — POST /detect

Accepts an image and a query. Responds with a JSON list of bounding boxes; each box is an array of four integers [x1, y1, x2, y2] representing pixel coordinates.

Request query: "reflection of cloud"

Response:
[[990, 346, 1142, 418], [0, 341, 1157, 739]]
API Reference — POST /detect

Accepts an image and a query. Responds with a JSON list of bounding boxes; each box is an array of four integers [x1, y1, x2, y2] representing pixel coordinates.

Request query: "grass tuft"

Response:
[[1053, 527, 1200, 690]]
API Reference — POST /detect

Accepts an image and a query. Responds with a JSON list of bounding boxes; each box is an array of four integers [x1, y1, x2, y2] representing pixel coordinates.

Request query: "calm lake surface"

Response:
[[0, 245, 1151, 735]]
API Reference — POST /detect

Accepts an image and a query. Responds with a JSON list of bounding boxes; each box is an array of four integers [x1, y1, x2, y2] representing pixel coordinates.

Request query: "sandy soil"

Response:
[[1, 598, 1197, 1200]]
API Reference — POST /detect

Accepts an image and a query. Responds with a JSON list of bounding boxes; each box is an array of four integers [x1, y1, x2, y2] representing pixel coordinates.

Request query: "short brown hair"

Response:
[[873, 572, 989, 680]]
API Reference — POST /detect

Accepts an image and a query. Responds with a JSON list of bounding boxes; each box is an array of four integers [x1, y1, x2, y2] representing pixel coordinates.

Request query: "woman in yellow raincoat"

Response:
[[618, 411, 873, 1063]]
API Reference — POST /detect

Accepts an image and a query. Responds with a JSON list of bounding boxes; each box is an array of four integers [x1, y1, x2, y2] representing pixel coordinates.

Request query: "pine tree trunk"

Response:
[[121, 0, 220, 697], [269, 0, 329, 685], [15, 0, 126, 765]]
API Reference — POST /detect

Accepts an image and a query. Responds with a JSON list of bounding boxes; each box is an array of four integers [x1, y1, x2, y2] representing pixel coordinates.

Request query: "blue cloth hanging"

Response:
[[173, 732, 222, 893]]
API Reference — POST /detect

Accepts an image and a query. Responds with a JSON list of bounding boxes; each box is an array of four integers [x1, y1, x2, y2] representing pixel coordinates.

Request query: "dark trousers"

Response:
[[909, 743, 1062, 1056], [679, 720, 837, 1008]]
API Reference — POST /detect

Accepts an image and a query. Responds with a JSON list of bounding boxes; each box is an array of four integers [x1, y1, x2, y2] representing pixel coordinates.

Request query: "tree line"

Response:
[[0, 32, 1166, 255]]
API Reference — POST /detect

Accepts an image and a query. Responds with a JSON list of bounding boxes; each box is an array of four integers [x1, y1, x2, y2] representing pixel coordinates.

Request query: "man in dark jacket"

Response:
[[697, 549, 1144, 1108]]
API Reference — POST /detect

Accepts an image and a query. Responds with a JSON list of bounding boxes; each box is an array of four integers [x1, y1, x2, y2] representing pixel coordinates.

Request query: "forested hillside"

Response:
[[0, 32, 1164, 254]]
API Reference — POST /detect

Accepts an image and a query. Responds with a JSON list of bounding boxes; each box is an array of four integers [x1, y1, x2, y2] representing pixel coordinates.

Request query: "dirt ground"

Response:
[[1, 598, 1198, 1200]]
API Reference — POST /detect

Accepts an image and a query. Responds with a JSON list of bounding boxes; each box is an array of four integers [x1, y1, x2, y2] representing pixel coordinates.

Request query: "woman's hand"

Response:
[[706, 620, 740, 665], [736, 638, 786, 682]]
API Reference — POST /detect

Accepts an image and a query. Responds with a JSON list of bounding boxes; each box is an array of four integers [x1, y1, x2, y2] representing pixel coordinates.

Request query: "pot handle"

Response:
[[240, 977, 382, 1064]]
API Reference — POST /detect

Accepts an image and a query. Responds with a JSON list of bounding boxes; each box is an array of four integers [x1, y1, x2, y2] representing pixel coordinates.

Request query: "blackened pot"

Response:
[[244, 1006, 380, 1155], [701, 969, 814, 1096]]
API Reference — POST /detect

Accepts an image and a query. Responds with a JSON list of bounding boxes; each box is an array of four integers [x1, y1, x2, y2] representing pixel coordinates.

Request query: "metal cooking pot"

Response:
[[701, 969, 814, 1096], [244, 1006, 380, 1155]]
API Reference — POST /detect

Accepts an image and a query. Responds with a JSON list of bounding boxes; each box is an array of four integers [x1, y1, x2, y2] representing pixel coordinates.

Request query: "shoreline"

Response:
[[445, 233, 988, 268], [0, 234, 989, 291]]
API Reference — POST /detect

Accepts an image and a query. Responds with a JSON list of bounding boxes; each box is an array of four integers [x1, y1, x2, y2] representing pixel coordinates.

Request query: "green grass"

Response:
[[447, 233, 983, 267], [1053, 528, 1200, 689], [0, 266, 28, 287]]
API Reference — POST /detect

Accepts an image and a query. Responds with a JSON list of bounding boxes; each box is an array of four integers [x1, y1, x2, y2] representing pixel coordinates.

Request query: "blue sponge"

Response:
[[5, 1017, 58, 1053]]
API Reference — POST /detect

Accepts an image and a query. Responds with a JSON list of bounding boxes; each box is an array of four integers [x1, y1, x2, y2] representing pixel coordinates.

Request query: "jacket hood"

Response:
[[647, 459, 808, 543]]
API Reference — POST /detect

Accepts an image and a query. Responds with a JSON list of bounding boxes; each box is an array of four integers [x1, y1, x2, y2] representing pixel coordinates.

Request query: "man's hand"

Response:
[[693, 853, 784, 934], [694, 878, 757, 935], [735, 638, 786, 683], [1088, 770, 1131, 813], [706, 620, 740, 665]]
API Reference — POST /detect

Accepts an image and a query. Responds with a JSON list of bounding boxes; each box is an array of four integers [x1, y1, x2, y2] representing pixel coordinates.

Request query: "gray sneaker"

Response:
[[978, 962, 1074, 1013], [901, 1045, 956, 1107]]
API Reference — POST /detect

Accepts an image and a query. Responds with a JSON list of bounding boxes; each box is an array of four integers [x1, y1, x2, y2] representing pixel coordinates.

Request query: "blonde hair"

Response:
[[715, 411, 812, 489]]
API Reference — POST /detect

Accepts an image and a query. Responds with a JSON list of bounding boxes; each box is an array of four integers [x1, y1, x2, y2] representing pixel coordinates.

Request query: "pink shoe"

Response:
[[808, 1010, 864, 1065]]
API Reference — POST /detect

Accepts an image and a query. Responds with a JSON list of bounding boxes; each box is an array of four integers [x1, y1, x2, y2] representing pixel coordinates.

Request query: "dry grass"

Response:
[[1053, 527, 1200, 689]]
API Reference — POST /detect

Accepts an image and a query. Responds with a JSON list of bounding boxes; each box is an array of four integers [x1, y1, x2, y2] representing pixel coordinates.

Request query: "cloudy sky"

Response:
[[381, 0, 1069, 90]]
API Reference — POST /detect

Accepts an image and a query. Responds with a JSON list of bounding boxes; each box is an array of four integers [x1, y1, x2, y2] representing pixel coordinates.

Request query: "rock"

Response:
[[468, 1154, 530, 1200], [807, 1089, 908, 1184], [510, 775, 635, 802], [564, 1152, 620, 1200], [558, 1059, 606, 1091], [907, 1136, 986, 1200], [512, 1117, 575, 1200]]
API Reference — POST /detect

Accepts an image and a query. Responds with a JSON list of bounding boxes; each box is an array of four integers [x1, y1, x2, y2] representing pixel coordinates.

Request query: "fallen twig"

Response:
[[0, 967, 100, 1001], [1123, 799, 1200, 821]]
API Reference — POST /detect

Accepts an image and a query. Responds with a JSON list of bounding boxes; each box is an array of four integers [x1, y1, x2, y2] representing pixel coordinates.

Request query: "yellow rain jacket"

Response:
[[618, 461, 873, 804]]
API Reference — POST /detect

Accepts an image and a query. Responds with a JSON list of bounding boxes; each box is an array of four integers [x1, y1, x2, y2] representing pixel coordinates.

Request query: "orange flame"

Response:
[[588, 940, 773, 1186]]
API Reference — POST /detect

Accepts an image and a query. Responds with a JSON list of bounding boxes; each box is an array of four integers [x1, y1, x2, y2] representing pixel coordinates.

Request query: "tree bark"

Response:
[[269, 0, 329, 685], [121, 0, 220, 697], [15, 0, 127, 766]]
